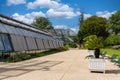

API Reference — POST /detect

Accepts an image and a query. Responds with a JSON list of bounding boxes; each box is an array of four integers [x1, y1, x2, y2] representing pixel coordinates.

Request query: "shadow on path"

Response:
[[0, 61, 63, 80]]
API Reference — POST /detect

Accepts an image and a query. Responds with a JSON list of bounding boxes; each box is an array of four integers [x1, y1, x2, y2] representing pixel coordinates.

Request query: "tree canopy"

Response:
[[32, 17, 54, 30], [108, 10, 120, 34], [78, 16, 109, 46], [80, 16, 109, 38]]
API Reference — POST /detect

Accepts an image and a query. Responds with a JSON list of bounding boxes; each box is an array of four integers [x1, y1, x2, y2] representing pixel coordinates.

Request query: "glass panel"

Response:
[[0, 23, 2, 32], [29, 31, 34, 37], [1, 34, 12, 51], [23, 30, 29, 36], [10, 35, 19, 51], [18, 29, 26, 36], [27, 31, 33, 37], [12, 27, 20, 35], [37, 33, 40, 38], [33, 32, 38, 38], [15, 28, 24, 36], [26, 37, 37, 50], [0, 35, 4, 51], [0, 23, 8, 33], [39, 34, 43, 38], [3, 25, 14, 34]]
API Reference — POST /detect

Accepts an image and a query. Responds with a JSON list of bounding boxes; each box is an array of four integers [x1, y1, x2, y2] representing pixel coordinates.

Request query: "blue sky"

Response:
[[0, 0, 120, 32]]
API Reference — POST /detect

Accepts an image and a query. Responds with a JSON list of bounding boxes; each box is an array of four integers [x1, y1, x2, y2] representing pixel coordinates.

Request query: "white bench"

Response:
[[89, 59, 106, 73]]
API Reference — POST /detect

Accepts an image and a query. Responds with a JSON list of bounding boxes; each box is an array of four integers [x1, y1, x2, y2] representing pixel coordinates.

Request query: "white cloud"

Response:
[[12, 11, 45, 24], [84, 13, 92, 20], [53, 0, 61, 2], [96, 11, 116, 19], [7, 0, 26, 5], [46, 9, 77, 18], [77, 11, 116, 20], [70, 28, 78, 33], [27, 0, 79, 18], [27, 0, 60, 9], [54, 25, 67, 29]]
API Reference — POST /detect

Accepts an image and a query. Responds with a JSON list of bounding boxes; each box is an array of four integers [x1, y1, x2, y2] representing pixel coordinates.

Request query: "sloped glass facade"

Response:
[[0, 14, 64, 52]]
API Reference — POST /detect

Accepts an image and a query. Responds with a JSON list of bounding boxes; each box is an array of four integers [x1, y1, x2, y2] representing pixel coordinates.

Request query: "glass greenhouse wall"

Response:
[[0, 14, 64, 52]]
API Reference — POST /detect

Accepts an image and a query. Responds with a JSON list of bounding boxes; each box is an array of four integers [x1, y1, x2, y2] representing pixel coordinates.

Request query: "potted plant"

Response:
[[84, 35, 106, 73], [83, 35, 103, 58]]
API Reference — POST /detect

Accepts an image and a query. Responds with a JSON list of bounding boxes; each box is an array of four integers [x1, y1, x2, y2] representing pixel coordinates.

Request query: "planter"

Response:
[[89, 58, 106, 73], [88, 50, 94, 55]]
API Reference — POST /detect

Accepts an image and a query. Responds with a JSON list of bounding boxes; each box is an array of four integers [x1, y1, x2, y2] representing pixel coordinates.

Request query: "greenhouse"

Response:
[[0, 14, 64, 52]]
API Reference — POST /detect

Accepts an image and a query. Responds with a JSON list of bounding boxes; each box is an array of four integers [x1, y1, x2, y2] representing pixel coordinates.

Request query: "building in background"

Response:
[[54, 29, 77, 47]]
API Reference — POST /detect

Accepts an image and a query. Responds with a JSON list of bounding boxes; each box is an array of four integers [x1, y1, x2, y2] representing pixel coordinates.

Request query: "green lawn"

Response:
[[101, 49, 120, 59]]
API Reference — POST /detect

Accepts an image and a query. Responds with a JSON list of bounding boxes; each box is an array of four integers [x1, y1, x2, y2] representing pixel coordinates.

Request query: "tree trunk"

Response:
[[94, 48, 100, 58]]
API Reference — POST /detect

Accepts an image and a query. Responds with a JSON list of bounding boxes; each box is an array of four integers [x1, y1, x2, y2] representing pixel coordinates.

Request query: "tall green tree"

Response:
[[80, 16, 109, 38], [78, 12, 85, 47], [32, 17, 57, 35], [79, 12, 84, 27], [32, 17, 54, 30], [109, 10, 120, 34]]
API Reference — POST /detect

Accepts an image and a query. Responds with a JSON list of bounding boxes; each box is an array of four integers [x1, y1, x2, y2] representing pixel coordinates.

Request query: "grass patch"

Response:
[[101, 48, 120, 59], [3, 48, 67, 63]]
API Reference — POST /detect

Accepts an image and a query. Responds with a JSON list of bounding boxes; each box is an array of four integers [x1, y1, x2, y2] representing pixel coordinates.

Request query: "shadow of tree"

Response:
[[0, 61, 63, 80]]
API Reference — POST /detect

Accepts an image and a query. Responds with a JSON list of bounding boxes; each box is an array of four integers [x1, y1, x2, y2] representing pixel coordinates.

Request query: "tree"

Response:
[[79, 12, 84, 27], [108, 10, 120, 34], [32, 17, 57, 35], [80, 16, 109, 38], [78, 30, 88, 47], [78, 16, 109, 58], [32, 17, 54, 30], [83, 35, 103, 58], [78, 12, 85, 47], [71, 35, 79, 44]]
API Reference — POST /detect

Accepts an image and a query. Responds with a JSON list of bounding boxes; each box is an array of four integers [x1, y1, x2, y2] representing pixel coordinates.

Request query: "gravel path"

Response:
[[0, 49, 120, 80]]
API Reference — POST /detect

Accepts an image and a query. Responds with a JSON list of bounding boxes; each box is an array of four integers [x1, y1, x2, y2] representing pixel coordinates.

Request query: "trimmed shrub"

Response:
[[104, 34, 120, 46], [64, 44, 70, 50], [83, 35, 103, 49]]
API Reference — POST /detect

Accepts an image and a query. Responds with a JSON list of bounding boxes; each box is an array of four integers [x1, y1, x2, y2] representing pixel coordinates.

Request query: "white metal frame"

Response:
[[89, 58, 106, 73]]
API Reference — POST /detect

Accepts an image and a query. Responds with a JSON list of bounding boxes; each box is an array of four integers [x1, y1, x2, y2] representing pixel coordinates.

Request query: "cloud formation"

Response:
[[7, 0, 26, 5], [96, 11, 116, 19], [80, 11, 116, 20], [84, 13, 92, 20], [27, 0, 79, 18], [46, 9, 77, 18], [12, 11, 45, 24]]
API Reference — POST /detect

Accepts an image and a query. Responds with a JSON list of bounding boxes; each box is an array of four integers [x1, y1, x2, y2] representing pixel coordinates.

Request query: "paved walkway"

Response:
[[0, 50, 120, 80]]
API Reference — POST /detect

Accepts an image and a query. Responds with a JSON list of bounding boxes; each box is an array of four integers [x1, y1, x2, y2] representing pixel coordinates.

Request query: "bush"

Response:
[[83, 35, 103, 49], [104, 34, 120, 46], [5, 53, 31, 62], [64, 44, 70, 50], [20, 54, 31, 60], [4, 48, 67, 62]]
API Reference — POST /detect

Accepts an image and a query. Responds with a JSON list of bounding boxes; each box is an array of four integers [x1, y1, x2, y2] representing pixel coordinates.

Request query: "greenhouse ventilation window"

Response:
[[0, 34, 12, 52]]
